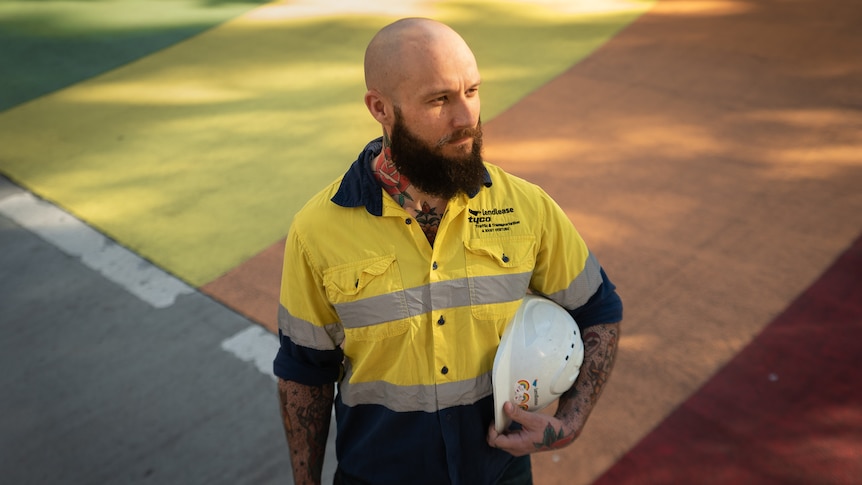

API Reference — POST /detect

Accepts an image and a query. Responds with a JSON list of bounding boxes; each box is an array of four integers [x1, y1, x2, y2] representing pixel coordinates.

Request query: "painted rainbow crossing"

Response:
[[2, 0, 861, 483], [0, 0, 651, 287]]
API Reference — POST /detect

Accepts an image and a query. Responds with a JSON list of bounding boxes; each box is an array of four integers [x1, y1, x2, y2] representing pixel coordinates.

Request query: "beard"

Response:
[[389, 108, 486, 200]]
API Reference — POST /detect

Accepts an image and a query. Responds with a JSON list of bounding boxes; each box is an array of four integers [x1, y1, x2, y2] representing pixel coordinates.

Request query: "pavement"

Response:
[[0, 175, 304, 483], [1, 0, 861, 484]]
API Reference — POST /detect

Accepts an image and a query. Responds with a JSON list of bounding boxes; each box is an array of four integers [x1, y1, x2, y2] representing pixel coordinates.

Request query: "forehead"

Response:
[[399, 47, 481, 99]]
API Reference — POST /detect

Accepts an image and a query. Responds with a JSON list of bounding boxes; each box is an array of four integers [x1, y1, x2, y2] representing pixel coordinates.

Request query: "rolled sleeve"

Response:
[[273, 332, 344, 385], [567, 268, 623, 328]]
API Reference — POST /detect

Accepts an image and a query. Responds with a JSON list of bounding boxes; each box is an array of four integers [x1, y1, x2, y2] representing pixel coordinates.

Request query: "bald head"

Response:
[[364, 18, 478, 101]]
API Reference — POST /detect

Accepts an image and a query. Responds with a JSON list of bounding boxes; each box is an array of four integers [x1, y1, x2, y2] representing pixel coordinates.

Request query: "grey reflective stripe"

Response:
[[278, 305, 343, 350], [339, 363, 493, 412], [334, 290, 409, 329], [398, 279, 472, 320], [468, 271, 532, 307], [546, 252, 603, 310], [337, 273, 529, 329]]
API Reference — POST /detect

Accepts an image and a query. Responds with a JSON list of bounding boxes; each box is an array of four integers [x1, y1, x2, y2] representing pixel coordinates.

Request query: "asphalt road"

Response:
[[0, 175, 336, 484]]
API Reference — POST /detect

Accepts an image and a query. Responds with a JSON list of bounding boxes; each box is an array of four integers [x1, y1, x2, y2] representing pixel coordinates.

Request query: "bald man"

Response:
[[274, 18, 622, 485]]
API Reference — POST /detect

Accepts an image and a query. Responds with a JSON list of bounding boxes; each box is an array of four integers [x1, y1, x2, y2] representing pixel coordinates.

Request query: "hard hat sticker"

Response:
[[514, 380, 531, 409]]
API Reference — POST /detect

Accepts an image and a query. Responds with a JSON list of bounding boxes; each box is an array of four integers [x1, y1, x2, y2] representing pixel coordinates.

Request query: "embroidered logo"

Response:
[[468, 207, 520, 233]]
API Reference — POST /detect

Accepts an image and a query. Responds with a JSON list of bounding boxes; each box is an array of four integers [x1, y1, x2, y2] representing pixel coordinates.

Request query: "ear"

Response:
[[364, 89, 393, 125]]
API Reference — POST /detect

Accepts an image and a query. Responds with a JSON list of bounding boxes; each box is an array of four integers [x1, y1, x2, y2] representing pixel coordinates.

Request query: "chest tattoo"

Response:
[[414, 201, 442, 246], [370, 150, 446, 246]]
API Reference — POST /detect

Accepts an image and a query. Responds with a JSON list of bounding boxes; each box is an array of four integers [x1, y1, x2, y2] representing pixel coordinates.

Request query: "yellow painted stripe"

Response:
[[0, 0, 654, 286]]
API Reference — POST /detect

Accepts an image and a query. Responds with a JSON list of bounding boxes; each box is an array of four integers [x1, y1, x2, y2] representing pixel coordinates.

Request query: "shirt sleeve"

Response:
[[274, 332, 344, 385], [567, 267, 623, 328], [530, 185, 623, 328], [272, 222, 344, 385]]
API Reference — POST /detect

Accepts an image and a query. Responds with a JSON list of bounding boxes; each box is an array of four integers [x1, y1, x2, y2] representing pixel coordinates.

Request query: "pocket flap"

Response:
[[464, 236, 535, 268], [324, 255, 397, 297]]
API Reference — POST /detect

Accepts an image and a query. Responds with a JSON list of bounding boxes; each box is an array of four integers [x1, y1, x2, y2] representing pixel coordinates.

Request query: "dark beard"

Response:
[[389, 109, 486, 200]]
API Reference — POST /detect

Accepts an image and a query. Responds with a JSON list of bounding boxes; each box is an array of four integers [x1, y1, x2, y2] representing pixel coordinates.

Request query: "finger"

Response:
[[487, 425, 507, 450], [503, 401, 517, 416], [503, 401, 534, 426], [487, 422, 500, 442], [488, 431, 528, 457], [505, 402, 555, 435]]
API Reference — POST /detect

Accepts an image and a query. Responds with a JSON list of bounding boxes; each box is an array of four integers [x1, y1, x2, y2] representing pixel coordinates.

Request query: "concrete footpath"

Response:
[[0, 175, 336, 484]]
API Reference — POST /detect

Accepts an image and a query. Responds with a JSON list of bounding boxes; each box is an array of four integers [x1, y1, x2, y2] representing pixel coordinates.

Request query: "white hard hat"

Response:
[[492, 294, 585, 433]]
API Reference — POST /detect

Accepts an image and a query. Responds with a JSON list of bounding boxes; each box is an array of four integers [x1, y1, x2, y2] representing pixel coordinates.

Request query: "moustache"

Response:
[[436, 126, 482, 148]]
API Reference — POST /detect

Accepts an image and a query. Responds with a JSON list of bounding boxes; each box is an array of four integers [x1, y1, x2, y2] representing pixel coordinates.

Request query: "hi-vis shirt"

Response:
[[274, 138, 622, 485]]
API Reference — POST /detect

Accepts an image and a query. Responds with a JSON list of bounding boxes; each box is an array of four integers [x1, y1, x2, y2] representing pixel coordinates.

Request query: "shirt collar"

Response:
[[331, 137, 493, 216]]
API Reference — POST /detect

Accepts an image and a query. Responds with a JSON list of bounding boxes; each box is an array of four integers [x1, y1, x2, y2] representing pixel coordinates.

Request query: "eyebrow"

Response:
[[420, 80, 482, 99]]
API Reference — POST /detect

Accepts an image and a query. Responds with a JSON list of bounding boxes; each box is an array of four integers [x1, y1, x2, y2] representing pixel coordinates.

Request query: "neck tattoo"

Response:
[[371, 135, 445, 247], [372, 150, 413, 207]]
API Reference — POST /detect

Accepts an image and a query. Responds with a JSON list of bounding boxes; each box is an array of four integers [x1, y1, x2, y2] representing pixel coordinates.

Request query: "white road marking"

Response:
[[1, 181, 333, 474], [0, 183, 282, 379], [0, 191, 193, 308], [220, 325, 280, 381]]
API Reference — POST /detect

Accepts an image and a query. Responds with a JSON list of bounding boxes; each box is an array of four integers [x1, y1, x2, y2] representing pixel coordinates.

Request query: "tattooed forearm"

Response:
[[582, 326, 618, 405], [533, 422, 577, 451], [554, 323, 620, 439], [278, 379, 334, 485]]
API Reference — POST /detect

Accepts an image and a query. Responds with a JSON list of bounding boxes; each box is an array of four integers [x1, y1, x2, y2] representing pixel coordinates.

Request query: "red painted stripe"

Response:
[[594, 232, 862, 485]]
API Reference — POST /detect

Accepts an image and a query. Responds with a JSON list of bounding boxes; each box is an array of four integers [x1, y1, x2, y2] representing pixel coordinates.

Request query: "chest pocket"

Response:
[[323, 255, 409, 341], [464, 236, 536, 321]]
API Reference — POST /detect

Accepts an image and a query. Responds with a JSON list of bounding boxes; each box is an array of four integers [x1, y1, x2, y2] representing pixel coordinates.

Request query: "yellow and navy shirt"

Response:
[[274, 138, 622, 485]]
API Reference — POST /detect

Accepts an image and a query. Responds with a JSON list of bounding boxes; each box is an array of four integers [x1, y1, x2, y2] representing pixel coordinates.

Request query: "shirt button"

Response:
[[441, 366, 449, 375], [502, 254, 510, 263], [437, 316, 445, 325], [432, 261, 438, 270], [405, 218, 412, 225]]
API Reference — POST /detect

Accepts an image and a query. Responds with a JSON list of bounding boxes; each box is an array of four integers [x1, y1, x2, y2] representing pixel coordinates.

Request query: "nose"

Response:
[[451, 93, 480, 129]]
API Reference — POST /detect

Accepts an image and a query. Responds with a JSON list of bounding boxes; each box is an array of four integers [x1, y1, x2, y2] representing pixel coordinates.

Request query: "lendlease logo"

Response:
[[468, 207, 514, 223], [468, 207, 520, 233]]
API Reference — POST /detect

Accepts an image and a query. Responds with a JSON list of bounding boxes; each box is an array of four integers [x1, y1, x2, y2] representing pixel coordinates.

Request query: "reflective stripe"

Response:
[[337, 273, 530, 329], [340, 362, 493, 412], [278, 305, 343, 350], [334, 290, 408, 329], [468, 271, 532, 307], [427, 278, 471, 313], [546, 252, 603, 310]]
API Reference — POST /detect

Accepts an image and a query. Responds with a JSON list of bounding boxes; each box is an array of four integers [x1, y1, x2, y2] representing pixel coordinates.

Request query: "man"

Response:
[[274, 18, 622, 485]]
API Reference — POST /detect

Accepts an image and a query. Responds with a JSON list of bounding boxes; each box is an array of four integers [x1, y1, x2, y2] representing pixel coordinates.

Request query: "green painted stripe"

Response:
[[0, 1, 655, 287], [0, 0, 270, 111]]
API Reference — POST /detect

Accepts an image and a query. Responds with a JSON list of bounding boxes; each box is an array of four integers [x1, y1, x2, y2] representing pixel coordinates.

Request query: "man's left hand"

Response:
[[486, 401, 577, 456]]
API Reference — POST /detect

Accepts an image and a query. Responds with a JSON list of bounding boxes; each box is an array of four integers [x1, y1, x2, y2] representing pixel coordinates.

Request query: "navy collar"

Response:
[[331, 137, 492, 216]]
